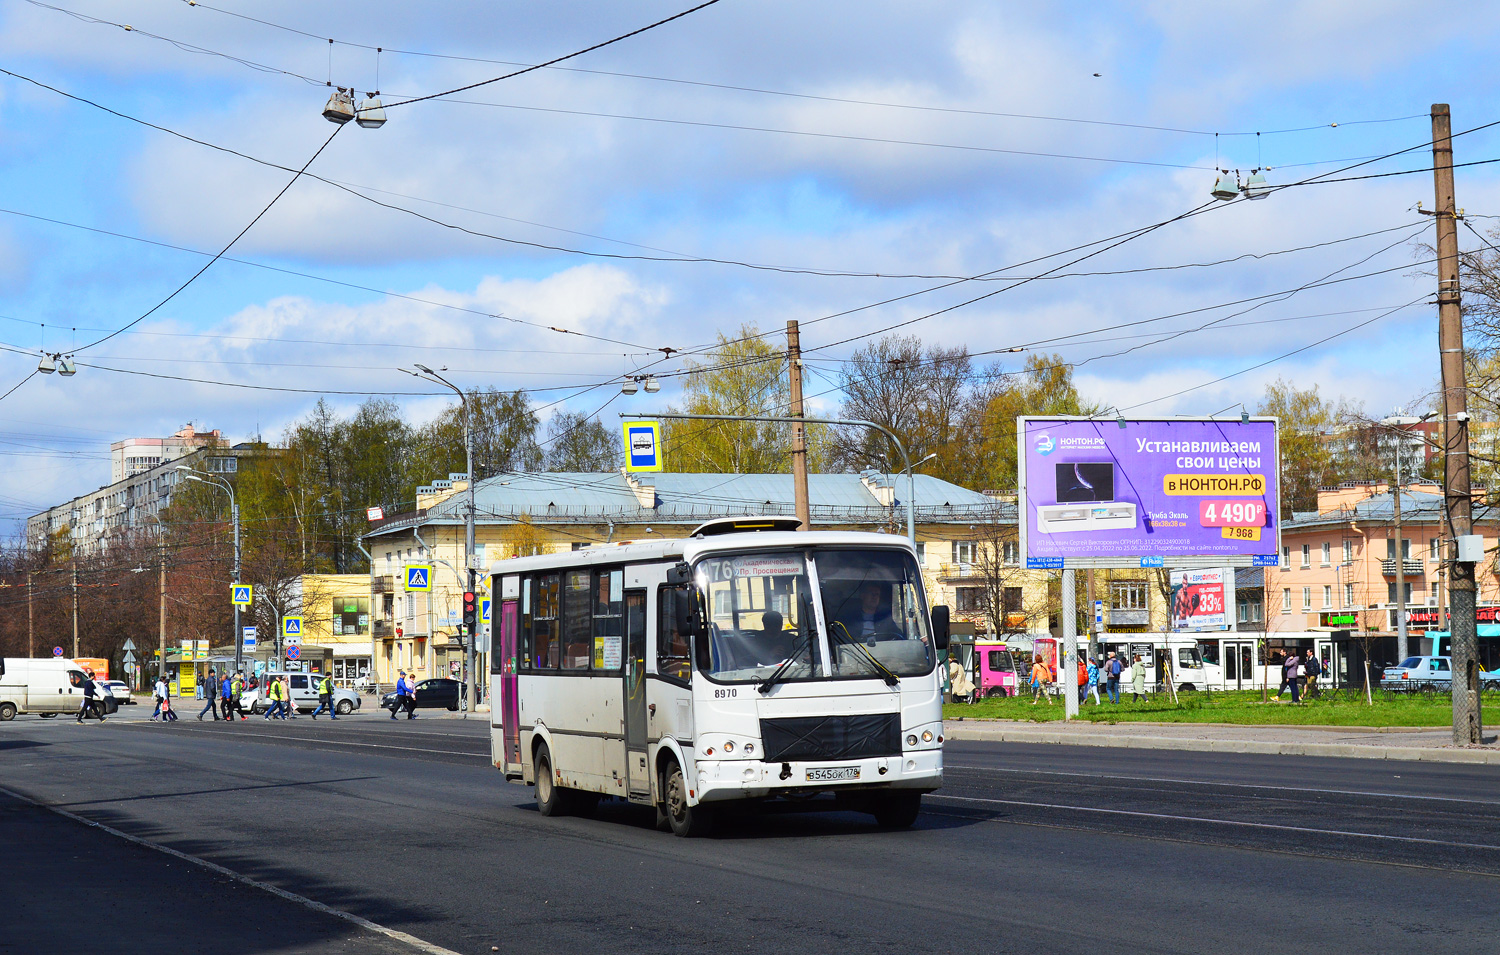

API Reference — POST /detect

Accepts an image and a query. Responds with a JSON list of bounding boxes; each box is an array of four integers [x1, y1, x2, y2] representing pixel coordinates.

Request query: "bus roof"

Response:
[[485, 529, 915, 577]]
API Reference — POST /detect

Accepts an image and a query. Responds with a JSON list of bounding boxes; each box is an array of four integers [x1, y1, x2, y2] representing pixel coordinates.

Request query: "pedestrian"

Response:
[[1284, 652, 1302, 703], [1076, 654, 1089, 705], [311, 673, 338, 720], [402, 673, 419, 720], [282, 676, 298, 718], [151, 674, 169, 720], [198, 668, 219, 721], [1086, 656, 1102, 705], [227, 671, 248, 721], [263, 674, 285, 720], [76, 672, 105, 723], [1130, 654, 1147, 702], [1030, 655, 1052, 705], [947, 653, 975, 703], [1304, 651, 1322, 699], [391, 670, 407, 720], [160, 686, 178, 721], [1105, 651, 1122, 704], [219, 672, 235, 720]]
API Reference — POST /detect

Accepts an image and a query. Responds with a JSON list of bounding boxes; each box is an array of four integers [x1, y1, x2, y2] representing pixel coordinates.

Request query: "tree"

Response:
[[418, 388, 542, 482], [664, 324, 829, 473], [833, 335, 973, 485], [967, 353, 1104, 492], [1254, 378, 1361, 514], [545, 411, 621, 472]]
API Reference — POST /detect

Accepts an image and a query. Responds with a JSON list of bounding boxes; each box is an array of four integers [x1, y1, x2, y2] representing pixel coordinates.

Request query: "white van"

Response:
[[244, 671, 361, 715], [0, 658, 100, 720]]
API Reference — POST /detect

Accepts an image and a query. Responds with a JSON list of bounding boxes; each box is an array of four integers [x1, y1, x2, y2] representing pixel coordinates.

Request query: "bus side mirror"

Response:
[[931, 605, 950, 651], [666, 561, 693, 587], [673, 587, 703, 636]]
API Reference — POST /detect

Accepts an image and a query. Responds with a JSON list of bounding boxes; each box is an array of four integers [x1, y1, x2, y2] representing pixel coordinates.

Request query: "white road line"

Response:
[[0, 782, 464, 955], [944, 762, 1500, 808], [117, 722, 485, 758], [930, 793, 1500, 851]]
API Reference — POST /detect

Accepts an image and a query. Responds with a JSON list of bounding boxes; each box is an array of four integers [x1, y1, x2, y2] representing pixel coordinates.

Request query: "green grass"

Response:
[[942, 688, 1491, 727]]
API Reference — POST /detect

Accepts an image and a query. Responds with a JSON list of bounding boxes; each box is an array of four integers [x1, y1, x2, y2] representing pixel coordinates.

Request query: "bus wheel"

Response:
[[984, 687, 1007, 699], [1178, 683, 1197, 693], [664, 758, 714, 837], [871, 791, 922, 828], [534, 743, 568, 817]]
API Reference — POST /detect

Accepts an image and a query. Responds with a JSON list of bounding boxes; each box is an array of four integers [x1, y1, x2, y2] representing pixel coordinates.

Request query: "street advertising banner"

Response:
[[1170, 568, 1228, 630], [1019, 417, 1280, 569]]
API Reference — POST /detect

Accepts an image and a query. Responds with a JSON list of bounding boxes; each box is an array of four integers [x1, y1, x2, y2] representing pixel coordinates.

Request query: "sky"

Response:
[[3, 0, 1500, 532]]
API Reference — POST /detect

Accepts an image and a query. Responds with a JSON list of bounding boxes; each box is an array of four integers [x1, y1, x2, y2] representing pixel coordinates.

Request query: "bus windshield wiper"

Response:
[[828, 622, 900, 687], [759, 593, 816, 695]]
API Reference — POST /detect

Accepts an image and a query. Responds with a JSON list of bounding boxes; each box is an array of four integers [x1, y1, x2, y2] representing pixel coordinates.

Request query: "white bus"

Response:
[[487, 519, 949, 836]]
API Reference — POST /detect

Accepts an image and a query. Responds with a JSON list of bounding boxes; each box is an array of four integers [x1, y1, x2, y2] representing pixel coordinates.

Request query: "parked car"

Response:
[[1481, 665, 1500, 692], [97, 680, 135, 704], [1380, 656, 1452, 692], [381, 678, 464, 713], [244, 672, 362, 715]]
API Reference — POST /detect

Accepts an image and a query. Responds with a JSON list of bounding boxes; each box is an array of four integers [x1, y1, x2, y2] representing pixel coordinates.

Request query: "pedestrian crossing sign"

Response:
[[231, 584, 253, 606], [282, 616, 303, 639], [406, 565, 432, 591]]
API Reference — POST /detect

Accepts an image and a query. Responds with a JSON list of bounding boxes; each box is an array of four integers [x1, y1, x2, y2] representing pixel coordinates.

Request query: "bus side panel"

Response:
[[539, 674, 624, 796]]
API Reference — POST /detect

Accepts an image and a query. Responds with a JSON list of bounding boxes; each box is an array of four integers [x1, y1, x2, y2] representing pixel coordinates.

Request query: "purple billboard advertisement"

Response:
[[1019, 417, 1280, 568]]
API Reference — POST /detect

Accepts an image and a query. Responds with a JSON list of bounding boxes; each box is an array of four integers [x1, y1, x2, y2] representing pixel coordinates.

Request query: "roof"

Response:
[[1283, 490, 1498, 532], [368, 470, 1006, 538]]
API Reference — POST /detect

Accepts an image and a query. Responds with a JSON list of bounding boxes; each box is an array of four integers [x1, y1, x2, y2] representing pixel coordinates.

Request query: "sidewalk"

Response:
[[944, 718, 1500, 764]]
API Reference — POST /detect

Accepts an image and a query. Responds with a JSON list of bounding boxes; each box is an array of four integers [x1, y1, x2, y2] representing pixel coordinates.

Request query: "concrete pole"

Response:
[[1061, 569, 1078, 720], [1432, 103, 1482, 744], [1393, 442, 1408, 662], [159, 542, 167, 685], [232, 498, 242, 675], [72, 561, 79, 659], [27, 572, 34, 659], [787, 320, 811, 532]]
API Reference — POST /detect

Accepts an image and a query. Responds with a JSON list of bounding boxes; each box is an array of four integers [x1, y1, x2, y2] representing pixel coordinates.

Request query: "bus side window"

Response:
[[534, 573, 561, 670], [657, 587, 691, 682], [562, 569, 592, 670], [517, 575, 533, 669]]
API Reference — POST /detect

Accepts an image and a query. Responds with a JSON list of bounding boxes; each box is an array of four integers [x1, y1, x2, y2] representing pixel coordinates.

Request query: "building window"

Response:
[[1344, 583, 1355, 608], [1321, 542, 1331, 566], [1300, 544, 1310, 568], [1431, 582, 1440, 605], [1322, 585, 1332, 609], [384, 553, 393, 574], [404, 594, 415, 620], [1110, 581, 1147, 610], [1386, 538, 1410, 560], [1301, 587, 1311, 611], [1387, 582, 1413, 604], [914, 542, 926, 564], [1281, 544, 1290, 569], [331, 598, 370, 636], [1431, 538, 1441, 560], [1282, 588, 1291, 614], [952, 541, 976, 566], [1343, 540, 1353, 564], [206, 456, 238, 473], [1003, 587, 1024, 613], [956, 587, 982, 613], [1236, 593, 1263, 624], [1002, 541, 1019, 565]]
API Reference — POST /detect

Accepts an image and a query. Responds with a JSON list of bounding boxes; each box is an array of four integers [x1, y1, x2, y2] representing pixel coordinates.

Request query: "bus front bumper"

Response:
[[694, 749, 943, 803]]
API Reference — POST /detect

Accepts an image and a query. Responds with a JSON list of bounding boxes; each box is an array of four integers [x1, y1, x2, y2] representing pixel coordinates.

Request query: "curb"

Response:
[[943, 724, 1500, 764]]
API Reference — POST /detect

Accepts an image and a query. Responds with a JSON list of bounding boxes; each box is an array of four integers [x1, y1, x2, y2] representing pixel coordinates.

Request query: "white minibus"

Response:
[[488, 519, 949, 836]]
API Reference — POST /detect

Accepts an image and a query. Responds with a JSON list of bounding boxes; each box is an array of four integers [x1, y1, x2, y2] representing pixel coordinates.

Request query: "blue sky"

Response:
[[3, 0, 1500, 531]]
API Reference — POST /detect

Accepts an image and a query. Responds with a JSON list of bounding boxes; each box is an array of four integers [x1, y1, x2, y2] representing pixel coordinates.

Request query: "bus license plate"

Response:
[[806, 766, 860, 781]]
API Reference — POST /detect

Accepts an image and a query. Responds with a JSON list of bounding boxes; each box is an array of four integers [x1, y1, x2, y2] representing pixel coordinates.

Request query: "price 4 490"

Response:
[[1199, 499, 1266, 527]]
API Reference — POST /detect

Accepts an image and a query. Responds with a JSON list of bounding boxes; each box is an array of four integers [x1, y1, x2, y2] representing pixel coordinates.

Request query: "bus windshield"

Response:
[[696, 547, 934, 683]]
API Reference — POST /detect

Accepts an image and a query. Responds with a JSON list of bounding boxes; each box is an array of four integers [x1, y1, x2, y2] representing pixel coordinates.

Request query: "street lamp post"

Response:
[[178, 467, 241, 672], [408, 365, 478, 716], [626, 412, 918, 543], [1380, 414, 1430, 662]]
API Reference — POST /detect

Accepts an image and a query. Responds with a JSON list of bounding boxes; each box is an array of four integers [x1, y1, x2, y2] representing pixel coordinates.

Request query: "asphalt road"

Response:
[[2, 708, 1498, 955]]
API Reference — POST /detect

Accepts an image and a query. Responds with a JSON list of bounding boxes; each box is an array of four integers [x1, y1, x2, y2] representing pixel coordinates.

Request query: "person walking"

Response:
[[219, 672, 235, 720], [311, 673, 338, 720], [198, 668, 219, 721], [1284, 652, 1302, 703], [77, 672, 105, 723], [150, 674, 169, 721], [1104, 652, 1122, 704], [1304, 651, 1321, 699], [1130, 653, 1147, 702], [947, 654, 975, 704], [160, 686, 178, 721], [263, 675, 285, 720], [1086, 656, 1102, 705], [390, 670, 407, 720], [227, 671, 248, 721], [1030, 655, 1053, 705], [1076, 655, 1089, 705], [282, 676, 299, 718]]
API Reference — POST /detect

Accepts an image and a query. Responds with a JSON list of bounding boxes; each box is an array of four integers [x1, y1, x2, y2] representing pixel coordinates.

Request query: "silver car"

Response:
[[1380, 655, 1451, 692], [246, 672, 361, 715]]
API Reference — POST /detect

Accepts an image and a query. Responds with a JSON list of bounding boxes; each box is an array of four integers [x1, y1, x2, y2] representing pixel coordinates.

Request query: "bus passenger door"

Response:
[[622, 590, 650, 800], [498, 595, 522, 776]]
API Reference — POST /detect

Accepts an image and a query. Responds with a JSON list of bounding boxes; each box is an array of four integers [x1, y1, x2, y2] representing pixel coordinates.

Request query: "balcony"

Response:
[[937, 562, 976, 581], [372, 575, 394, 594], [1380, 559, 1425, 577], [372, 619, 394, 638]]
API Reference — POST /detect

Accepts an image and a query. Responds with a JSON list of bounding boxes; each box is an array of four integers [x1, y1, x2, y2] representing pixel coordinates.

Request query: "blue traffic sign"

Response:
[[231, 584, 253, 606], [481, 599, 492, 622], [406, 565, 432, 591], [286, 645, 300, 660], [622, 420, 663, 473], [282, 616, 303, 638]]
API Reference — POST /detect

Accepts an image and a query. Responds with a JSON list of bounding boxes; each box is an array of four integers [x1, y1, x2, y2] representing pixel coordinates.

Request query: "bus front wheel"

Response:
[[663, 758, 714, 837], [871, 791, 922, 829]]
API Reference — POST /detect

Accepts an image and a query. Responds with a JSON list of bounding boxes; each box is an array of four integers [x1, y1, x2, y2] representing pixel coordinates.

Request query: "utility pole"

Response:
[[1393, 438, 1408, 662], [159, 542, 168, 685], [72, 561, 79, 659], [1431, 103, 1482, 744], [787, 320, 810, 531], [26, 572, 35, 658]]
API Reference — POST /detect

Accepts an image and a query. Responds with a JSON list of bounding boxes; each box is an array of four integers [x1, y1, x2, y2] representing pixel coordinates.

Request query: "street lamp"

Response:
[[406, 364, 478, 717], [1379, 412, 1435, 661], [177, 466, 241, 673]]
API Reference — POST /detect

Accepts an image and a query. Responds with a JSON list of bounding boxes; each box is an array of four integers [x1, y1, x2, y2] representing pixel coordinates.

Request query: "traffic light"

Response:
[[462, 590, 477, 635]]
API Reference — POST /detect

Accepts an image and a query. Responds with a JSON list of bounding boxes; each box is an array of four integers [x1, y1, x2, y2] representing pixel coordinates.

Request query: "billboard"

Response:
[[1020, 417, 1279, 569], [1170, 568, 1228, 630]]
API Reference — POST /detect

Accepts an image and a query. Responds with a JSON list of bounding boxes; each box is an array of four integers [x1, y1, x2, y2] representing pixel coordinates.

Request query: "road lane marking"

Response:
[[930, 793, 1500, 851], [944, 762, 1500, 808], [0, 782, 465, 955]]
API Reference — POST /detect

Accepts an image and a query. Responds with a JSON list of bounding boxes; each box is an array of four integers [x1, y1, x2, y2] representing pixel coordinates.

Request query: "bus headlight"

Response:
[[723, 740, 735, 753], [906, 734, 919, 747], [921, 730, 934, 743], [743, 743, 754, 755]]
